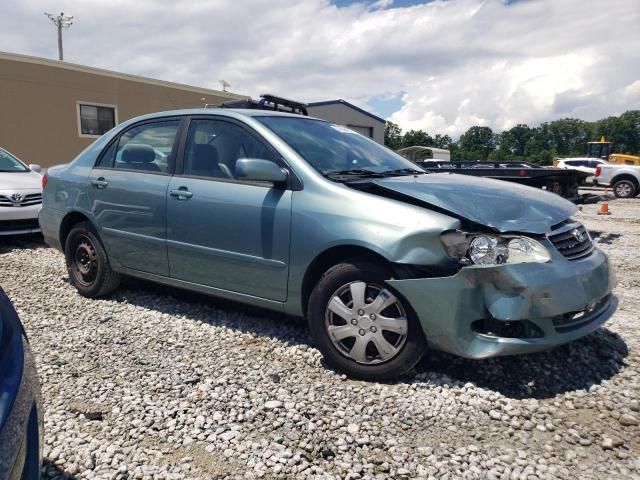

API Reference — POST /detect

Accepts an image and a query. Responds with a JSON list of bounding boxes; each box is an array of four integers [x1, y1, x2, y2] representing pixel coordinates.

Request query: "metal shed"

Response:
[[307, 99, 385, 144]]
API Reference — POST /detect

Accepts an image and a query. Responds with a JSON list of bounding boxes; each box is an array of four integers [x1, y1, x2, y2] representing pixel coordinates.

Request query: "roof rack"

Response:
[[215, 93, 308, 116]]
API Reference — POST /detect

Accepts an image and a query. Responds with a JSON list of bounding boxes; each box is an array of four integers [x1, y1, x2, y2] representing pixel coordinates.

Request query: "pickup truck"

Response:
[[595, 164, 640, 198]]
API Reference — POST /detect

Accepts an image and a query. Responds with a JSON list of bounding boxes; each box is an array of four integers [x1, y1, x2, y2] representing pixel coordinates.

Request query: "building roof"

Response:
[[307, 99, 386, 124], [0, 50, 246, 99]]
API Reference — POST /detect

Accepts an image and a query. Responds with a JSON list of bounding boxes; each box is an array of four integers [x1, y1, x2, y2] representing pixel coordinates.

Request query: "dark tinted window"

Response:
[[567, 160, 586, 167], [113, 121, 180, 174], [80, 104, 116, 135], [183, 119, 277, 179]]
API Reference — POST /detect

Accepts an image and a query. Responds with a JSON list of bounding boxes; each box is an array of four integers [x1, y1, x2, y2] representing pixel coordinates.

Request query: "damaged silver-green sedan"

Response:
[[39, 110, 616, 380]]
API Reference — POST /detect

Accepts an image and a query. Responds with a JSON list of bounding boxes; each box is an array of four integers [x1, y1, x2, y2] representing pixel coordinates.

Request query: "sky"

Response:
[[2, 0, 639, 137]]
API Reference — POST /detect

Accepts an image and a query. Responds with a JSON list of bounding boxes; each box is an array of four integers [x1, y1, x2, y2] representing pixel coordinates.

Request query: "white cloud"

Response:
[[372, 0, 395, 10], [2, 0, 639, 137]]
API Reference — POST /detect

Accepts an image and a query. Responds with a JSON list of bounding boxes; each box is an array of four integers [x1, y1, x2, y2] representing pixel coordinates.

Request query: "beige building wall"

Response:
[[0, 52, 246, 167]]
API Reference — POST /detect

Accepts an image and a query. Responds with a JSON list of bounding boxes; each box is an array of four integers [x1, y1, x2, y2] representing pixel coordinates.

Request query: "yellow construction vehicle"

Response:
[[554, 137, 640, 166], [588, 136, 640, 165]]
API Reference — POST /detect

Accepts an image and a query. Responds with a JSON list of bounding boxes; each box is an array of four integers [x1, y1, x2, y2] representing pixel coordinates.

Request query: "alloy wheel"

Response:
[[615, 182, 633, 198]]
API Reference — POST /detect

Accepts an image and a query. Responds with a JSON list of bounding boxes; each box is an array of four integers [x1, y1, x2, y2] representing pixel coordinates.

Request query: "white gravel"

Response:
[[1, 197, 639, 479]]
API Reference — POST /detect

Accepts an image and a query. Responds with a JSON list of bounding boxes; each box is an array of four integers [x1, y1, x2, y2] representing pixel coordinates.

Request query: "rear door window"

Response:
[[102, 120, 180, 173]]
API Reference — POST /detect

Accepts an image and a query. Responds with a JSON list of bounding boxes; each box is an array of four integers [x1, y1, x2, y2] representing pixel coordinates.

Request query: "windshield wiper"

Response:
[[379, 168, 427, 176], [323, 169, 385, 179]]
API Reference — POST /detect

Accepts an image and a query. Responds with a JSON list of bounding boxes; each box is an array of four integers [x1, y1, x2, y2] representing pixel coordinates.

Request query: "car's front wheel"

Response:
[[308, 258, 426, 381], [65, 222, 121, 298]]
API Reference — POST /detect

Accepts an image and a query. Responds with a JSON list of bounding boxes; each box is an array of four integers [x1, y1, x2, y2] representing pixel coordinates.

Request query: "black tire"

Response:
[[308, 257, 426, 381], [64, 221, 121, 298], [612, 179, 637, 198]]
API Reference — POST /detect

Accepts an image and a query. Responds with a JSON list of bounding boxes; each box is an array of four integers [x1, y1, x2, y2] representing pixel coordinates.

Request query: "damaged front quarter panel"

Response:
[[387, 245, 617, 359]]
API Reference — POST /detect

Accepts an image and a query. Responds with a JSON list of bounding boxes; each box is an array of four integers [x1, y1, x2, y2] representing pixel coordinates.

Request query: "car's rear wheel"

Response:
[[612, 179, 637, 198], [65, 222, 120, 297], [308, 257, 426, 381]]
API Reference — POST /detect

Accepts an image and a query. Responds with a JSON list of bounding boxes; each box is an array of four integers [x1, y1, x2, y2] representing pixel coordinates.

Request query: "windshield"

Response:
[[0, 148, 28, 172], [255, 116, 423, 176]]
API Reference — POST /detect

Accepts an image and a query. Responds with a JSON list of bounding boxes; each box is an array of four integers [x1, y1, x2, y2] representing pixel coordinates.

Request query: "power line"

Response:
[[44, 11, 74, 61]]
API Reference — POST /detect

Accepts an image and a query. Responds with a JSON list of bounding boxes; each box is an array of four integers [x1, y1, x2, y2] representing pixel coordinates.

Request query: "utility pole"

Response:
[[44, 12, 74, 61]]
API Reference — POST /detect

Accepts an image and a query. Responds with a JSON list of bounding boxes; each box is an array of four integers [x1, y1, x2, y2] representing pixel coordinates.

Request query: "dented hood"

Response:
[[369, 173, 577, 234]]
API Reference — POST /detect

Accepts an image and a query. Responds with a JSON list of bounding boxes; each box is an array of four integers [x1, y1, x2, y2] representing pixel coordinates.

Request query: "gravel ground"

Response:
[[1, 197, 639, 480]]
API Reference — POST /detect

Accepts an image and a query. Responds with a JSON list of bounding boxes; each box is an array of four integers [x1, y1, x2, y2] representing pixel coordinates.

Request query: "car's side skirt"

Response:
[[116, 266, 286, 313]]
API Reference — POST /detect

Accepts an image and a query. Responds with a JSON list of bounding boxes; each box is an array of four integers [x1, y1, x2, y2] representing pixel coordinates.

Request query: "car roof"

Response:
[[129, 108, 327, 123]]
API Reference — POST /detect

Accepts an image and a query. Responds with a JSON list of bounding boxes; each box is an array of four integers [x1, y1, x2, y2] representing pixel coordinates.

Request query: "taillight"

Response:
[[595, 166, 601, 177], [42, 174, 48, 190]]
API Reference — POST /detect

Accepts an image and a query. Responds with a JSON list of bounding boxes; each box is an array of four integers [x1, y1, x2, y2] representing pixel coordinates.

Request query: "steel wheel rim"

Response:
[[616, 183, 632, 197], [72, 235, 98, 286], [324, 281, 408, 365]]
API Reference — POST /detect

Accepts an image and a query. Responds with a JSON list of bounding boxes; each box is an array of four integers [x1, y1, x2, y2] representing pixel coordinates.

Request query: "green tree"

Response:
[[499, 124, 533, 160], [433, 133, 453, 149], [402, 129, 434, 148], [392, 109, 639, 164], [594, 110, 640, 154], [546, 118, 591, 156], [384, 121, 403, 150], [458, 126, 496, 160]]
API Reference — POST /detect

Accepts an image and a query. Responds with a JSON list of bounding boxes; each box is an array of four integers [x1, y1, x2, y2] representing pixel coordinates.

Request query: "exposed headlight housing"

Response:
[[442, 232, 551, 266]]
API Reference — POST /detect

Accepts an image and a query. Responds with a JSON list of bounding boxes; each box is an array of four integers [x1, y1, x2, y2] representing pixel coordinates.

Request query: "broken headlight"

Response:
[[441, 232, 551, 266]]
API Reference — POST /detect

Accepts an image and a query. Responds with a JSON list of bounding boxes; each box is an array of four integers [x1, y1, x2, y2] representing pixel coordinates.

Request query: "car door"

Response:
[[88, 118, 182, 276], [166, 117, 292, 302]]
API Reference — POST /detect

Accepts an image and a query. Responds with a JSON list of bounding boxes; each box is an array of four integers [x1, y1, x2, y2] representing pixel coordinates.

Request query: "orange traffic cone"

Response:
[[598, 201, 611, 215]]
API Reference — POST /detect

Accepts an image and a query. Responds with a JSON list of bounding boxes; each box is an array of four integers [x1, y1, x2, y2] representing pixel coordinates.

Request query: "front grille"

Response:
[[548, 222, 593, 260], [0, 193, 42, 207], [0, 218, 40, 233], [553, 295, 610, 333]]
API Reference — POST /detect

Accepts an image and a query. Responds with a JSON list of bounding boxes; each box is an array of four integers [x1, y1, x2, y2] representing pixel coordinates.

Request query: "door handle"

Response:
[[91, 177, 109, 189], [169, 188, 193, 200]]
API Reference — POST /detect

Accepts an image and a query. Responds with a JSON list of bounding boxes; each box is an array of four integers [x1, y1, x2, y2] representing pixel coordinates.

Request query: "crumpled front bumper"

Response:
[[387, 247, 617, 359]]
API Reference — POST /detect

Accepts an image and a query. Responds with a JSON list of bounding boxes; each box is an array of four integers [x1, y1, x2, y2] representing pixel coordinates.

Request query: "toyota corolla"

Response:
[[39, 109, 616, 380], [0, 147, 43, 236]]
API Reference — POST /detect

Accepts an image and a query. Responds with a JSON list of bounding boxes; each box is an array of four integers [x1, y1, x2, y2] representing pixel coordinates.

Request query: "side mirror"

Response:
[[235, 159, 288, 186], [29, 164, 42, 173]]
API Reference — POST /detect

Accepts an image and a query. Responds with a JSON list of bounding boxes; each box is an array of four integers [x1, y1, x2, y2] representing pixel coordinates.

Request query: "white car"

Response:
[[556, 158, 608, 185], [0, 147, 43, 235], [595, 163, 640, 198]]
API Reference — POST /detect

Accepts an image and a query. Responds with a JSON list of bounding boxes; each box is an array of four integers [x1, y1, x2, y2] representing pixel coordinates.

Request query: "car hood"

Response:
[[0, 171, 42, 192], [367, 173, 577, 234]]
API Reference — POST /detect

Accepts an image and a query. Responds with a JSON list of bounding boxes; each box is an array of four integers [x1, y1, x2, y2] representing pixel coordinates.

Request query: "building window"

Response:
[[77, 102, 117, 136]]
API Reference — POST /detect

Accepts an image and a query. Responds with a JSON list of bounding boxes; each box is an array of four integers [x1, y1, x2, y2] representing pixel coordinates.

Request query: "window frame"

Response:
[[76, 101, 119, 138], [93, 116, 186, 176], [174, 115, 302, 190]]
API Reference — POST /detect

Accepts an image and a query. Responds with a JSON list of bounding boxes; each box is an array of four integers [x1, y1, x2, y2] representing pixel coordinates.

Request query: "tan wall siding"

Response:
[[307, 103, 385, 144], [0, 57, 241, 167]]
